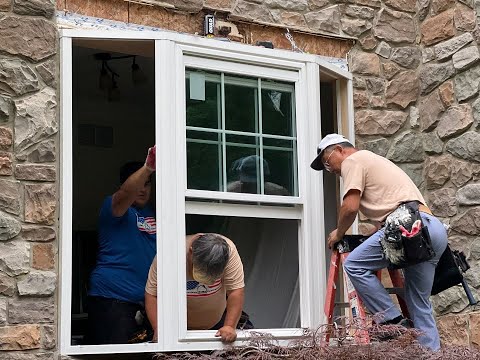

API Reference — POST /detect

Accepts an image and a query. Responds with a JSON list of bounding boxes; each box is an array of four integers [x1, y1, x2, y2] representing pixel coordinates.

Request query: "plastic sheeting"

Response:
[[187, 215, 300, 329]]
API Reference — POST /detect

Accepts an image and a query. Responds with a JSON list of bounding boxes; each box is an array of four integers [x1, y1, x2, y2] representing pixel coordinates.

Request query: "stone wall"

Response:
[[0, 0, 474, 358], [343, 0, 480, 317], [57, 0, 355, 58], [340, 0, 480, 346], [0, 0, 58, 358]]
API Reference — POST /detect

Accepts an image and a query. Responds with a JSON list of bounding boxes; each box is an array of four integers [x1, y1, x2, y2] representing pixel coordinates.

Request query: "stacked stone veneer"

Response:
[[2, 0, 480, 357], [344, 0, 480, 347], [0, 0, 58, 358]]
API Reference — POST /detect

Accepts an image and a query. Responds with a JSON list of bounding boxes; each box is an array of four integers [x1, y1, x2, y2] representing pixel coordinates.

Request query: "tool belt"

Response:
[[380, 201, 435, 268]]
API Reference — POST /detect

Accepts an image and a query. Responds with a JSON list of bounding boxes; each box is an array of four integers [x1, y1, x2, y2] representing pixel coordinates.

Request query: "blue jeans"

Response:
[[343, 212, 448, 351]]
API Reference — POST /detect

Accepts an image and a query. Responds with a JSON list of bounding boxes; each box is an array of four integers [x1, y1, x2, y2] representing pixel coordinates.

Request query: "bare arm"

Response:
[[327, 189, 361, 248], [224, 288, 244, 328], [111, 165, 153, 217], [215, 287, 244, 343], [145, 292, 158, 341], [337, 189, 361, 237]]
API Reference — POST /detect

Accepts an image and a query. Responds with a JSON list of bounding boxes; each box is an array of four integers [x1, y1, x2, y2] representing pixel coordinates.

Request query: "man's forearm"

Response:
[[336, 205, 358, 238], [118, 166, 152, 198], [224, 288, 244, 328], [145, 292, 157, 337], [112, 166, 152, 216]]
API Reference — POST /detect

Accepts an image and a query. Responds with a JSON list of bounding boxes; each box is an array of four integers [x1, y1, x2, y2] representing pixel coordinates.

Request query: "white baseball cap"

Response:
[[310, 133, 352, 171]]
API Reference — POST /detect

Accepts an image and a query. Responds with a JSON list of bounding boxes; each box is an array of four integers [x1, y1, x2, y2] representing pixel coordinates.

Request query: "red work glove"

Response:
[[145, 145, 156, 171], [399, 219, 422, 237]]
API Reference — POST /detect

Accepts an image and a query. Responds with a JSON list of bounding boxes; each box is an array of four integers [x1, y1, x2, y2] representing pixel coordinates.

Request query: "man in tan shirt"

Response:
[[311, 133, 448, 351], [145, 233, 245, 343]]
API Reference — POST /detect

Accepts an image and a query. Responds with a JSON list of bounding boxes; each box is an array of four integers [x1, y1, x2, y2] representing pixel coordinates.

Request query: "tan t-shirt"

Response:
[[145, 236, 244, 330], [341, 150, 426, 222]]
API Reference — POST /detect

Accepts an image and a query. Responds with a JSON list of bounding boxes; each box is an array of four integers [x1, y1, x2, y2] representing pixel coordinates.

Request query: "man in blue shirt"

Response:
[[86, 146, 156, 344]]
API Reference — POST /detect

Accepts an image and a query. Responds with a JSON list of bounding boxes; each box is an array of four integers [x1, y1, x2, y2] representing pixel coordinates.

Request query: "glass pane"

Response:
[[226, 133, 257, 146], [263, 138, 296, 196], [226, 147, 260, 194], [225, 78, 257, 133], [262, 83, 294, 136], [187, 131, 222, 191], [185, 215, 300, 329], [186, 71, 220, 129], [185, 70, 298, 197]]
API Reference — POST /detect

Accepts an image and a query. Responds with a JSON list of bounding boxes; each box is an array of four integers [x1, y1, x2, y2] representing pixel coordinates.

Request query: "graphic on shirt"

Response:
[[136, 214, 156, 234], [187, 279, 222, 297]]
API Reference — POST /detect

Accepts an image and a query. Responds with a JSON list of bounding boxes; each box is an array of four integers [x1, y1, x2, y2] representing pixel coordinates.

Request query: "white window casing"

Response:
[[59, 29, 354, 355]]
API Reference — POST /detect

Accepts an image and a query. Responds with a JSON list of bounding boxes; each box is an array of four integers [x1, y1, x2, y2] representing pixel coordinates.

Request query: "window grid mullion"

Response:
[[254, 87, 260, 194], [292, 89, 299, 197], [221, 72, 227, 192], [187, 138, 293, 152], [258, 78, 265, 195], [217, 83, 222, 192], [186, 126, 297, 141]]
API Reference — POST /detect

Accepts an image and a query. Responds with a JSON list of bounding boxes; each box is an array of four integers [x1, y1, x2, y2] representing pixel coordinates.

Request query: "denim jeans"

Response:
[[343, 212, 448, 351]]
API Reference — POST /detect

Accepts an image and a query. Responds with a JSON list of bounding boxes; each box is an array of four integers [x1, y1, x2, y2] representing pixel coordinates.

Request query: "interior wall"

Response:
[[72, 44, 155, 231]]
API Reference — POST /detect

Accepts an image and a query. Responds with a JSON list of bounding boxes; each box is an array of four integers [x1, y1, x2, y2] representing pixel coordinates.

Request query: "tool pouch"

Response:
[[381, 202, 435, 268]]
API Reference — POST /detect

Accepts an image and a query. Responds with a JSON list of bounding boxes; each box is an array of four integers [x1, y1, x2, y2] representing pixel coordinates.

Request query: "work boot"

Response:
[[370, 316, 413, 341]]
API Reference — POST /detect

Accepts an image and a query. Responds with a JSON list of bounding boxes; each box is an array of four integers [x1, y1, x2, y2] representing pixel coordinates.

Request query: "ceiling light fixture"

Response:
[[131, 56, 147, 85], [94, 52, 147, 100]]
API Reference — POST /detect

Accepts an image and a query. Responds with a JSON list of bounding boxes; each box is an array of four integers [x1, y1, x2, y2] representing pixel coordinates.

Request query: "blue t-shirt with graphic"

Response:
[[89, 196, 156, 303]]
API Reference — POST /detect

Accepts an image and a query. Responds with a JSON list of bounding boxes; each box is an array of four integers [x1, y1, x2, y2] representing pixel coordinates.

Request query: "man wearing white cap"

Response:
[[310, 133, 448, 351]]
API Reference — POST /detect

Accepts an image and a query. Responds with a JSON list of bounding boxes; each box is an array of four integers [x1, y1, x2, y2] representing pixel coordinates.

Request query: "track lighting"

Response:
[[131, 57, 147, 85], [108, 73, 121, 102], [94, 53, 147, 100], [99, 61, 111, 91]]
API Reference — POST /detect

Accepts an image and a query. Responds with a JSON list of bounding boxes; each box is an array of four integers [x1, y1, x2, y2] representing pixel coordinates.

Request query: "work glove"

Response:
[[145, 145, 156, 171]]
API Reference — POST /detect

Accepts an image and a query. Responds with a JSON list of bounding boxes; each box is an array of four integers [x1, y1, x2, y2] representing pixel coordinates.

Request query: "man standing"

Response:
[[310, 134, 448, 351], [86, 146, 156, 344], [145, 233, 245, 343]]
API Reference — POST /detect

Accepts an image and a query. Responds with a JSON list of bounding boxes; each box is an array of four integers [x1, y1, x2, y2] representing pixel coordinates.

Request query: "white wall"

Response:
[[72, 45, 155, 230]]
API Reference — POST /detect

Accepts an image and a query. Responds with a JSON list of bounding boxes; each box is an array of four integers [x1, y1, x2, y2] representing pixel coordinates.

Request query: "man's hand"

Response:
[[327, 229, 343, 249], [215, 325, 237, 343], [145, 145, 156, 171]]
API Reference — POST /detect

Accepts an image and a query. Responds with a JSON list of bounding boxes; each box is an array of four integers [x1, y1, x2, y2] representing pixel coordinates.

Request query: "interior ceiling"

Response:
[[72, 38, 340, 83], [73, 39, 155, 58]]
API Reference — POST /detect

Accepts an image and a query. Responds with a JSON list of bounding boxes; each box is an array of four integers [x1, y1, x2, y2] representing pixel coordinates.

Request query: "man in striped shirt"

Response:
[[145, 233, 245, 343]]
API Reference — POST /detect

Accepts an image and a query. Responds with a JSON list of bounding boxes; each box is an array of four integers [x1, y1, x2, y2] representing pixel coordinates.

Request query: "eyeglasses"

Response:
[[323, 149, 335, 172]]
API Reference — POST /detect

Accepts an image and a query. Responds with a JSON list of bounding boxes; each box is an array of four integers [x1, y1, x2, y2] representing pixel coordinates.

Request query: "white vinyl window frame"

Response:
[[59, 28, 354, 355], [185, 70, 298, 196]]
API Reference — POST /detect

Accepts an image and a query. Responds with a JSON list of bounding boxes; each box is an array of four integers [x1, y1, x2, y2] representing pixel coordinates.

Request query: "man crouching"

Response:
[[145, 233, 246, 343]]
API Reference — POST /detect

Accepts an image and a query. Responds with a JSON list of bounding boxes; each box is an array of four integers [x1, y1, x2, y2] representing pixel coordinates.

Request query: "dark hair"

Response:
[[119, 161, 144, 184], [192, 234, 230, 279]]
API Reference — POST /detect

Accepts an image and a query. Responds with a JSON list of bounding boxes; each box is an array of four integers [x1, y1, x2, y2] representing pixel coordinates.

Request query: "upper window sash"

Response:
[[183, 55, 300, 83], [185, 67, 299, 199]]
